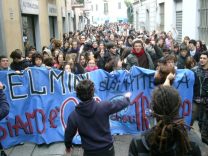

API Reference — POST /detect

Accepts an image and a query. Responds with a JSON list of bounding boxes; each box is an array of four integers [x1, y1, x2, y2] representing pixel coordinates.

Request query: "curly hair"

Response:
[[76, 79, 94, 101], [148, 86, 192, 155]]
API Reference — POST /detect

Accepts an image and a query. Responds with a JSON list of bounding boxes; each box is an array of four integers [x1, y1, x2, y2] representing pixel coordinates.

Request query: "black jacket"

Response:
[[0, 90, 9, 120], [129, 130, 201, 156], [64, 97, 130, 151]]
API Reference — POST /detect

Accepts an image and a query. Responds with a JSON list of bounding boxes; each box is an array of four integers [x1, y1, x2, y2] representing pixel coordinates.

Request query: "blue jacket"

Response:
[[0, 90, 9, 120], [64, 97, 130, 151]]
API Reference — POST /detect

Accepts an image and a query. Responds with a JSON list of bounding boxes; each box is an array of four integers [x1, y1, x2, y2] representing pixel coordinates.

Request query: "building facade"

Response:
[[133, 0, 208, 43], [0, 0, 84, 57], [84, 0, 128, 25]]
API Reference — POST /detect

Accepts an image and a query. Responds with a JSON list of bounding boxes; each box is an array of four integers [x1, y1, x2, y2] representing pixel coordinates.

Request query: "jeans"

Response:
[[83, 145, 115, 156]]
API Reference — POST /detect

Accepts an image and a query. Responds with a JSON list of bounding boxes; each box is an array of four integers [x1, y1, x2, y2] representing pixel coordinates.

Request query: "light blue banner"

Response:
[[0, 66, 194, 148]]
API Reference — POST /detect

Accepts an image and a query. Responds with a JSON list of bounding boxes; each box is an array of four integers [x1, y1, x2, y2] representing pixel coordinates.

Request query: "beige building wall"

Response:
[[57, 0, 64, 39], [1, 0, 23, 56], [39, 0, 50, 48], [0, 0, 83, 57]]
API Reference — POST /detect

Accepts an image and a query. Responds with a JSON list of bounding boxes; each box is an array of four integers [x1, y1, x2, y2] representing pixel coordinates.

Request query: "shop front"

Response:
[[20, 0, 40, 56]]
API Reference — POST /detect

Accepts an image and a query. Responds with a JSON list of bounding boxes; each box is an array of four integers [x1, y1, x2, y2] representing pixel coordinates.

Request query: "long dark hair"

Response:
[[148, 86, 192, 156]]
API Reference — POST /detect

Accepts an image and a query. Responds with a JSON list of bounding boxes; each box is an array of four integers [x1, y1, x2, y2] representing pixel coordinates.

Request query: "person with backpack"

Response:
[[129, 86, 201, 156]]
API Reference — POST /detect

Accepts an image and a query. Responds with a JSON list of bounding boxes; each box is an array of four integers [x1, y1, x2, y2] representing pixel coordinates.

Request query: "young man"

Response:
[[192, 51, 208, 144], [126, 40, 154, 70], [64, 80, 131, 156], [0, 56, 9, 70]]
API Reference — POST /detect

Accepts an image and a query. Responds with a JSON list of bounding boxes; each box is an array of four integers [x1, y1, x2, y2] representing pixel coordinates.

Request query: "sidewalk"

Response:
[[4, 122, 208, 156]]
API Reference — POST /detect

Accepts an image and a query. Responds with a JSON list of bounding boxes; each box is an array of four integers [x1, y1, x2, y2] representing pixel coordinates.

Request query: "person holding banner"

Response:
[[129, 86, 201, 156], [0, 82, 10, 156], [64, 79, 131, 156]]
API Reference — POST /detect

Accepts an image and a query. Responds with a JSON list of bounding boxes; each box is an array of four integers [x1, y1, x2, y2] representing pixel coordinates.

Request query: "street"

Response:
[[4, 122, 208, 156]]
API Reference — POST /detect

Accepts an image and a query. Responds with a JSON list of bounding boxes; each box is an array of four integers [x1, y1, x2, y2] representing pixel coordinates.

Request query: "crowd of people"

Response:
[[0, 22, 208, 155]]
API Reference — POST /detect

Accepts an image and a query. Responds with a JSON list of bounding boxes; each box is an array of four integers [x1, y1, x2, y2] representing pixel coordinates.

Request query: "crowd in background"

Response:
[[0, 22, 206, 74], [0, 22, 208, 153]]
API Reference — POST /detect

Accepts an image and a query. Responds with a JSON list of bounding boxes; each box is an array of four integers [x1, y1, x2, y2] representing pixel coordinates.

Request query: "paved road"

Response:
[[4, 122, 208, 156]]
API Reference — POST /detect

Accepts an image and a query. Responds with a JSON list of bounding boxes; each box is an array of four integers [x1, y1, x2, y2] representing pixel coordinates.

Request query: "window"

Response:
[[118, 2, 121, 9], [104, 2, 108, 14], [91, 5, 93, 11], [96, 4, 98, 11], [199, 0, 208, 43]]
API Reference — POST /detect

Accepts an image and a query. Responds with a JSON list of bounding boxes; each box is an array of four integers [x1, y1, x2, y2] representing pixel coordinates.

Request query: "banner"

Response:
[[0, 66, 195, 148]]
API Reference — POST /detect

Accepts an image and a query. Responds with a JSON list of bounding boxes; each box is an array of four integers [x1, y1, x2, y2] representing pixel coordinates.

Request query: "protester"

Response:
[[129, 86, 201, 156], [177, 44, 189, 69], [64, 79, 131, 156], [0, 56, 10, 70], [126, 39, 154, 70], [191, 51, 208, 144], [85, 58, 98, 72], [10, 49, 31, 71], [31, 53, 44, 67], [0, 82, 10, 156], [153, 64, 176, 86]]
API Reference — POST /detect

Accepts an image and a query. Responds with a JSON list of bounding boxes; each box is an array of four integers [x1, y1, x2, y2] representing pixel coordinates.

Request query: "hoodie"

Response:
[[64, 97, 130, 152]]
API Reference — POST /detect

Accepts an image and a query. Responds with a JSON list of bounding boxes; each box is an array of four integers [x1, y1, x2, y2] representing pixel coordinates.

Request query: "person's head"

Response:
[[79, 35, 86, 44], [132, 40, 144, 53], [127, 35, 134, 46], [185, 56, 196, 69], [151, 86, 181, 119], [53, 49, 61, 58], [199, 51, 208, 69], [0, 55, 9, 70], [162, 48, 170, 57], [79, 54, 86, 66], [56, 52, 64, 65], [148, 86, 191, 155], [107, 42, 117, 54], [189, 39, 196, 51], [154, 64, 176, 86], [105, 57, 122, 72], [71, 40, 79, 49], [43, 57, 54, 67], [173, 43, 179, 53], [179, 44, 188, 57], [92, 41, 98, 49], [64, 42, 70, 49], [28, 46, 36, 58], [32, 53, 43, 67], [167, 31, 173, 39], [109, 34, 115, 41], [196, 40, 202, 50], [10, 49, 22, 63], [183, 36, 190, 46], [52, 39, 62, 49], [117, 40, 124, 48], [164, 54, 176, 67], [87, 59, 96, 68], [99, 42, 105, 50], [76, 79, 94, 101], [64, 63, 71, 73], [42, 48, 52, 60]]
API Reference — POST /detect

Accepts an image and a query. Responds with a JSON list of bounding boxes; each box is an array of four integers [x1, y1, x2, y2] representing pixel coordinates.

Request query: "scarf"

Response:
[[132, 48, 145, 58]]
